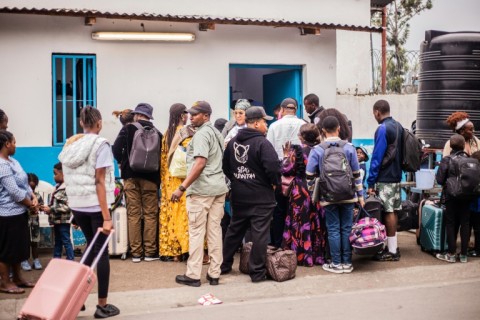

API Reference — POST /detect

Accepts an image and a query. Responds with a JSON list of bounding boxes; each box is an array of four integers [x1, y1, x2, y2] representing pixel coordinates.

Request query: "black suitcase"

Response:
[[362, 195, 383, 222]]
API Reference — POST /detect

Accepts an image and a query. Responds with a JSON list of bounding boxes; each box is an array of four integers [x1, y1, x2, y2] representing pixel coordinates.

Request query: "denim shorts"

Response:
[[376, 182, 401, 213]]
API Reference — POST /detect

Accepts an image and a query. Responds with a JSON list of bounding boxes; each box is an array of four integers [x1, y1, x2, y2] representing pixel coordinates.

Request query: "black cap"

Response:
[[246, 106, 273, 121], [187, 101, 212, 115], [280, 98, 298, 110], [131, 103, 154, 120]]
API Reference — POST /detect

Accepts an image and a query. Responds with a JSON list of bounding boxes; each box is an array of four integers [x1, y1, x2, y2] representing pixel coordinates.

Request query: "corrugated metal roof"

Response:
[[0, 7, 383, 33]]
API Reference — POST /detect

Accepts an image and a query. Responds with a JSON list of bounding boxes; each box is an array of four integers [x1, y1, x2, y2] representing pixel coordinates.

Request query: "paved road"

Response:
[[124, 279, 480, 320]]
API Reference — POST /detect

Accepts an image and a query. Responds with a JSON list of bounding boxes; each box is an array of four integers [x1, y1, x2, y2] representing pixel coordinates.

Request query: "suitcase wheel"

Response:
[[121, 253, 127, 260]]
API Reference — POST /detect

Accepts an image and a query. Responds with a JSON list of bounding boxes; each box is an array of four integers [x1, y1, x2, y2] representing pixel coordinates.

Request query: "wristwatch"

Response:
[[178, 185, 186, 192]]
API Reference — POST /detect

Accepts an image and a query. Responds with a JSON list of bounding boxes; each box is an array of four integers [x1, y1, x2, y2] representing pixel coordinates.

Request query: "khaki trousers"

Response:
[[124, 178, 159, 257], [185, 193, 226, 280]]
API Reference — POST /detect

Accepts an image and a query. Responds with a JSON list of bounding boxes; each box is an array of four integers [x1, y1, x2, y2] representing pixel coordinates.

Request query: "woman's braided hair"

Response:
[[80, 106, 102, 129]]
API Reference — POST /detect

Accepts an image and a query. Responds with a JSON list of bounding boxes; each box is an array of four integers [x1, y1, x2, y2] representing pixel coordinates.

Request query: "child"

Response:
[[41, 162, 74, 260], [355, 146, 369, 191], [435, 134, 471, 263], [468, 151, 480, 257], [21, 173, 44, 271]]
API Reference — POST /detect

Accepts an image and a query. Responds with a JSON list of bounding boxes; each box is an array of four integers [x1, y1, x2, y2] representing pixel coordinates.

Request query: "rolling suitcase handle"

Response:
[[80, 228, 115, 270]]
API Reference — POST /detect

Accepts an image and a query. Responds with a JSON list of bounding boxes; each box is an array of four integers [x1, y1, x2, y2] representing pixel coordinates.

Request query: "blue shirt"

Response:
[[0, 157, 31, 217]]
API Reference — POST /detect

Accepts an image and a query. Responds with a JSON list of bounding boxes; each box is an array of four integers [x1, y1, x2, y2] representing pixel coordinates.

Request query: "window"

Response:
[[52, 54, 96, 145]]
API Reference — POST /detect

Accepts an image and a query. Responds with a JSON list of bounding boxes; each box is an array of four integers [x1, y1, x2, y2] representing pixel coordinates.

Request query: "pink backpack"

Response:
[[350, 208, 386, 255]]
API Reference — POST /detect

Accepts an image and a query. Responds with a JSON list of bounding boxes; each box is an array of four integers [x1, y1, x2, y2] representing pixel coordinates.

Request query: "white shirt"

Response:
[[267, 115, 305, 159]]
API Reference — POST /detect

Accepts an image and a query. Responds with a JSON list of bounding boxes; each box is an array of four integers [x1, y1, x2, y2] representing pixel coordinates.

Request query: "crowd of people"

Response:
[[1, 96, 479, 318]]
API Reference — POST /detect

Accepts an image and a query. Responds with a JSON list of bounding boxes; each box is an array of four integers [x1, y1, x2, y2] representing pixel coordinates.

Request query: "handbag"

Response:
[[281, 176, 295, 197], [168, 145, 187, 178], [266, 246, 297, 282], [239, 242, 252, 274]]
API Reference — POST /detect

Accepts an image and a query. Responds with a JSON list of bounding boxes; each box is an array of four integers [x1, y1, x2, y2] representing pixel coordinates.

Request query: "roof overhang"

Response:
[[0, 7, 383, 33], [371, 0, 394, 8]]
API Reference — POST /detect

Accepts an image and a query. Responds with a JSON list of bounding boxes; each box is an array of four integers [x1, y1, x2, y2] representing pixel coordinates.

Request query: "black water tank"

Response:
[[416, 30, 480, 149]]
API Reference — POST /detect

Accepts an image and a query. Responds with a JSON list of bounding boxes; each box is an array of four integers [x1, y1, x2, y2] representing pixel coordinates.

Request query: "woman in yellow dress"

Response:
[[159, 103, 195, 261]]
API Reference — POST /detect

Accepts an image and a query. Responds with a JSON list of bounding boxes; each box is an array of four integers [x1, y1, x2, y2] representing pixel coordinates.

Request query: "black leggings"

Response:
[[73, 211, 110, 299], [444, 200, 470, 255]]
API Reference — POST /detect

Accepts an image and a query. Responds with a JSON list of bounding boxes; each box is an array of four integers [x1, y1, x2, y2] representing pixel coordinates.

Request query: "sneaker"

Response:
[[131, 256, 142, 263], [436, 253, 456, 263], [459, 254, 468, 263], [322, 263, 344, 274], [144, 256, 160, 262], [342, 264, 354, 273], [467, 249, 480, 257], [94, 304, 120, 318], [21, 260, 32, 271], [373, 248, 400, 262], [32, 259, 43, 270]]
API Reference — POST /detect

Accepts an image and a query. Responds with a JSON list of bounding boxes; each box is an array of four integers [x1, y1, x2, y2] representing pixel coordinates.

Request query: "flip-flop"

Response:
[[0, 287, 25, 294], [15, 282, 35, 288]]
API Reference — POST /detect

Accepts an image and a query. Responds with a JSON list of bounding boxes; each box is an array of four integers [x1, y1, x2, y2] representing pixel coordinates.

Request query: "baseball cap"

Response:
[[246, 106, 273, 121], [280, 98, 298, 110], [187, 101, 212, 115], [131, 103, 154, 120]]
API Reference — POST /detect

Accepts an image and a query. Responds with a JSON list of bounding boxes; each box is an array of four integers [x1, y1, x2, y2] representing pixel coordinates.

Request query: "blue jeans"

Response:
[[53, 223, 74, 260], [324, 203, 354, 265]]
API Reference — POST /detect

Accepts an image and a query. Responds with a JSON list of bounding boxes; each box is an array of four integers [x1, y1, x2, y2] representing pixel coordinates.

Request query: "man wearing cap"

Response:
[[267, 97, 306, 248], [221, 107, 281, 282], [304, 93, 324, 125], [172, 101, 228, 287], [112, 103, 162, 263]]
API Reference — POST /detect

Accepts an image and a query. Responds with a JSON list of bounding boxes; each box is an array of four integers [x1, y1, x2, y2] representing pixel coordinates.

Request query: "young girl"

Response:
[[41, 162, 74, 261], [59, 106, 120, 318], [21, 173, 44, 271]]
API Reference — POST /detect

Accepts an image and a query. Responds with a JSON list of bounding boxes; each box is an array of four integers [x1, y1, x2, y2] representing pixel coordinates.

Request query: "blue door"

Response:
[[263, 69, 303, 118]]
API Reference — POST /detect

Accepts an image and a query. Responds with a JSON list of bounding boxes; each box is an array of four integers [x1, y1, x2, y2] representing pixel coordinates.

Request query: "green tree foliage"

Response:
[[373, 0, 433, 93]]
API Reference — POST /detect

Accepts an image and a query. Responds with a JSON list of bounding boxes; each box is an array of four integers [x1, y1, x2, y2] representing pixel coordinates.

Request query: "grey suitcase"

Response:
[[108, 206, 128, 259]]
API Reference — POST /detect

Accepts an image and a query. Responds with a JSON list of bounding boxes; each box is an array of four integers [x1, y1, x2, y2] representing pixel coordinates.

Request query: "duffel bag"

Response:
[[239, 242, 252, 274], [266, 246, 297, 282]]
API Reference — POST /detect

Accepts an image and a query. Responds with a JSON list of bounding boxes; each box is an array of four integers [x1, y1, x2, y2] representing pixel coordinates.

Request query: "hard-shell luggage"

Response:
[[363, 195, 384, 222], [420, 204, 448, 253], [19, 229, 114, 320], [108, 206, 128, 260]]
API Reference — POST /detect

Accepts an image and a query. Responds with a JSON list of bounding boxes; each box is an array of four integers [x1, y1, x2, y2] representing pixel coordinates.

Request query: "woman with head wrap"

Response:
[[159, 103, 195, 262], [222, 99, 251, 145], [443, 111, 480, 156]]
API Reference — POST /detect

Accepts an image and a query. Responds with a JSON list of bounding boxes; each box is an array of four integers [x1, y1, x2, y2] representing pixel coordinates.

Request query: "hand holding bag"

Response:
[[281, 176, 295, 197]]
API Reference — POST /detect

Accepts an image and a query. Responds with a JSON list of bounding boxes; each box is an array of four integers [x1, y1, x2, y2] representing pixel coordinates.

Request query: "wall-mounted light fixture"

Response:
[[91, 32, 196, 42]]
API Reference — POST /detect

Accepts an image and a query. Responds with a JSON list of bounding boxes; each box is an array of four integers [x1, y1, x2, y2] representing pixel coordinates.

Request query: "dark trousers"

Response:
[[222, 204, 274, 281], [471, 212, 480, 252], [444, 200, 470, 255], [270, 189, 288, 248], [73, 211, 110, 299]]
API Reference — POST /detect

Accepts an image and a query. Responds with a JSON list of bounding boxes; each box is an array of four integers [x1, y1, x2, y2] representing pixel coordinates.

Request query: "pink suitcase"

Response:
[[19, 229, 114, 320]]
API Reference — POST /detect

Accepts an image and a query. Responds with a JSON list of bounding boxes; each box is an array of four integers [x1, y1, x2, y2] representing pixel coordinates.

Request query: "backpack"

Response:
[[381, 123, 422, 173], [128, 122, 161, 173], [350, 207, 386, 255], [317, 141, 355, 202], [445, 152, 480, 199]]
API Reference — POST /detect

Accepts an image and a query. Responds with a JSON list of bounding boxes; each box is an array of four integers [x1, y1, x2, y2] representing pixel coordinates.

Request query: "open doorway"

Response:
[[229, 64, 303, 120]]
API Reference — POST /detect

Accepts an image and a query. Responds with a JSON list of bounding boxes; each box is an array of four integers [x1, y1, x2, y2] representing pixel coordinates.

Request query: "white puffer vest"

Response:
[[58, 133, 115, 208]]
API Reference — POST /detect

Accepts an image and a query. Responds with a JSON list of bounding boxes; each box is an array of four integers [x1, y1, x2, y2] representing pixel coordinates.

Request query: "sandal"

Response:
[[0, 286, 25, 294], [15, 281, 36, 288]]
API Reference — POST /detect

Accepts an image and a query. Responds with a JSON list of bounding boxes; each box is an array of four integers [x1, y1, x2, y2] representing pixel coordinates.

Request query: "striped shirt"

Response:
[[0, 157, 31, 217]]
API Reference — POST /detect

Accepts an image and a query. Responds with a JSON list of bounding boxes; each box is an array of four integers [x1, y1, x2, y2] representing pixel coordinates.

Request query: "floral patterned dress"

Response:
[[159, 126, 192, 258], [282, 144, 327, 266]]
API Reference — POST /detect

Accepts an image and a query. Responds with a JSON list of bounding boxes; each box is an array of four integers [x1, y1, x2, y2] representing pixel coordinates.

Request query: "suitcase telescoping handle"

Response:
[[80, 228, 115, 270]]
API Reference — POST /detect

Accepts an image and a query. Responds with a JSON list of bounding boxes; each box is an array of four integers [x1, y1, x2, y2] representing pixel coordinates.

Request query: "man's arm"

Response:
[[367, 125, 388, 189]]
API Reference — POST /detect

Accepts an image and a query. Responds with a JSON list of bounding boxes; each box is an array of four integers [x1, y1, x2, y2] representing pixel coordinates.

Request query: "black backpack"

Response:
[[381, 124, 422, 173], [128, 122, 161, 173], [317, 141, 355, 202], [445, 152, 480, 199]]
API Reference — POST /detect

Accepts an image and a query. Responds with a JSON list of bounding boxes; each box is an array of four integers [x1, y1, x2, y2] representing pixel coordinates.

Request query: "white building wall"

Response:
[[336, 30, 373, 95], [0, 14, 338, 145]]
